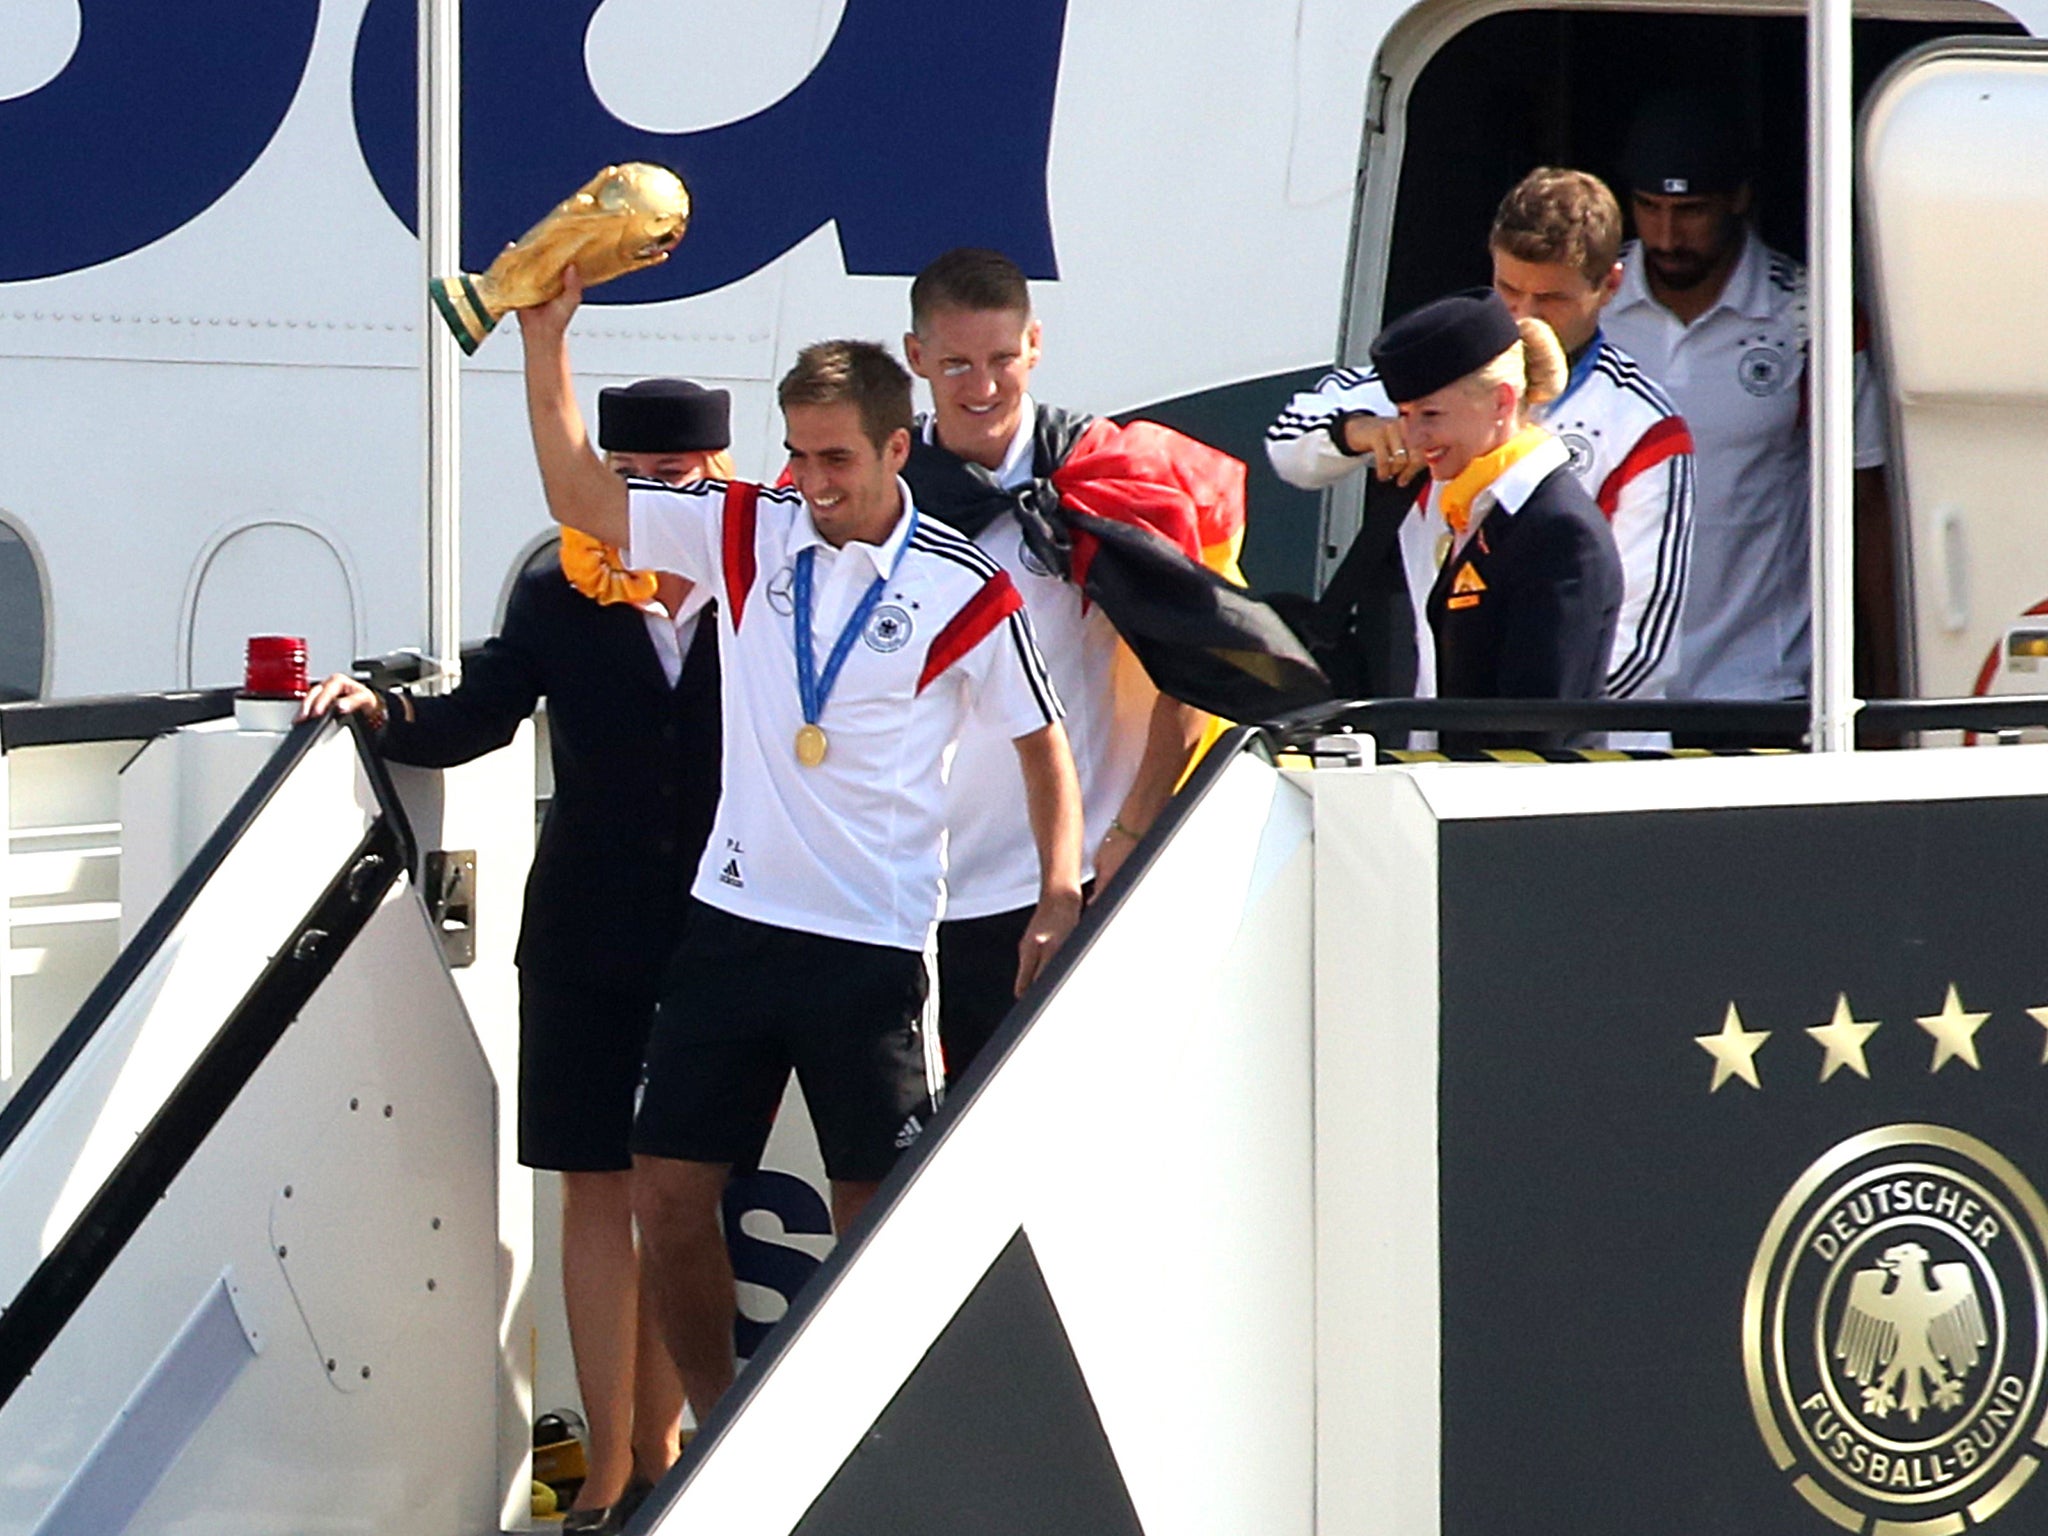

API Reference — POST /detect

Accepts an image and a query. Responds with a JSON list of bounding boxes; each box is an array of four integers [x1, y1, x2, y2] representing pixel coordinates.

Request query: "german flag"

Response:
[[905, 410, 1329, 723]]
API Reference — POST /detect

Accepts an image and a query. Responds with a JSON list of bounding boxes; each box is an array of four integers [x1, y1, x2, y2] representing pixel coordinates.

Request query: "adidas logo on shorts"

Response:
[[719, 857, 743, 888], [894, 1113, 924, 1149]]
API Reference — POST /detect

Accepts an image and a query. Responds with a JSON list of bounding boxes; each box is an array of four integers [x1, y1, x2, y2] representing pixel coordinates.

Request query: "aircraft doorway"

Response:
[[1363, 5, 2024, 332], [1318, 1, 2024, 693]]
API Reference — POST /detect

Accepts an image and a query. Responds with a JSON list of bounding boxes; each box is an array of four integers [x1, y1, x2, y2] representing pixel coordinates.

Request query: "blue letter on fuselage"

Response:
[[0, 0, 318, 281], [721, 1170, 830, 1360], [350, 0, 1067, 302]]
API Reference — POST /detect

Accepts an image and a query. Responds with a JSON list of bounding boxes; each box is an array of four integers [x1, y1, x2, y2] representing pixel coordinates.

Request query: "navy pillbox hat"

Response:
[[1621, 90, 1750, 197], [1369, 289, 1520, 405], [597, 378, 731, 453]]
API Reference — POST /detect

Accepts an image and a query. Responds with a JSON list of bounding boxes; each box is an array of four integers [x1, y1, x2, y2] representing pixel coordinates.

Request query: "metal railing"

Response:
[[1266, 695, 2048, 749], [0, 717, 414, 1407], [0, 690, 235, 752]]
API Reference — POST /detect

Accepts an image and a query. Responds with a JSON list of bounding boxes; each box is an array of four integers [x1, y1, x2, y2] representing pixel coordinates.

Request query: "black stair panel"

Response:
[[790, 1227, 1145, 1536]]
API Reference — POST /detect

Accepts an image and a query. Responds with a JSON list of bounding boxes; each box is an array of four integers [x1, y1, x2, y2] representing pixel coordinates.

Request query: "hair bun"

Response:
[[1516, 316, 1568, 406]]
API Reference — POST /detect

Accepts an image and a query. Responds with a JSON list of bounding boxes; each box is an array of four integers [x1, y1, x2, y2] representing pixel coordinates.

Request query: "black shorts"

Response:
[[518, 975, 658, 1173], [632, 903, 935, 1183], [935, 904, 1035, 1082], [936, 884, 1091, 1084]]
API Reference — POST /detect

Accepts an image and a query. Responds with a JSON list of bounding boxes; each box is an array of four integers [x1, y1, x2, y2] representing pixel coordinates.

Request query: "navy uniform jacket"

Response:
[[379, 565, 721, 993], [1426, 454, 1623, 721]]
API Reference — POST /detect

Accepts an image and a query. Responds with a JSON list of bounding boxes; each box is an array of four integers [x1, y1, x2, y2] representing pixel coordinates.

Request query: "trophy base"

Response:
[[427, 274, 497, 355]]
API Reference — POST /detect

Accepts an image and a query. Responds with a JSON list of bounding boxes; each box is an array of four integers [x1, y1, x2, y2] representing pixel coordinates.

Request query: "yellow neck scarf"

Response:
[[1438, 424, 1550, 536], [559, 527, 659, 607]]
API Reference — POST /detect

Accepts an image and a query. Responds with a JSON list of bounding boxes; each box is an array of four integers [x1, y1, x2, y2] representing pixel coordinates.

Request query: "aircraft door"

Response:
[[1862, 39, 2048, 703]]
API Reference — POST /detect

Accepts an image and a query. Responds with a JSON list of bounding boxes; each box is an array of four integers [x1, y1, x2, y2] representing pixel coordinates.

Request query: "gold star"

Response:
[[1806, 993, 1881, 1082], [2028, 1007, 2048, 1066], [1696, 1002, 1770, 1092], [1916, 984, 1990, 1073]]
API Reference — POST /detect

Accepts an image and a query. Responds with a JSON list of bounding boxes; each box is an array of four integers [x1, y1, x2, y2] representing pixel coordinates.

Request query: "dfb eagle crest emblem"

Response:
[[1833, 1240, 1987, 1422], [863, 603, 912, 652], [1745, 1126, 2048, 1531]]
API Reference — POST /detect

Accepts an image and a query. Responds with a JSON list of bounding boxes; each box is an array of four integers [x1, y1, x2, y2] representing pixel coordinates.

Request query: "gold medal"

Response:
[[795, 723, 828, 767]]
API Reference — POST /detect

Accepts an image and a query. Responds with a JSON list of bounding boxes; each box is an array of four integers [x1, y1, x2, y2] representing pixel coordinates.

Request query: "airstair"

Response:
[[5, 701, 2048, 1536], [0, 712, 503, 1534]]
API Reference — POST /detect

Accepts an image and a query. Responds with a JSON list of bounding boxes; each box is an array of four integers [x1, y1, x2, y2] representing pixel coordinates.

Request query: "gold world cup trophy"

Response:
[[428, 163, 690, 355]]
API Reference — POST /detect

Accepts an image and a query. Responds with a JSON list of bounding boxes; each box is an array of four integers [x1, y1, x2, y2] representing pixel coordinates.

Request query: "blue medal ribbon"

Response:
[[793, 509, 918, 729]]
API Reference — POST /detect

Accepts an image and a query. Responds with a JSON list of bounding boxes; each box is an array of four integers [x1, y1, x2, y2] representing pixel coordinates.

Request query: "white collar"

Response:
[[992, 396, 1038, 488], [1615, 228, 1773, 327], [1483, 435, 1571, 516], [1719, 229, 1777, 321], [921, 397, 1038, 489], [1613, 241, 1654, 315], [785, 477, 921, 576]]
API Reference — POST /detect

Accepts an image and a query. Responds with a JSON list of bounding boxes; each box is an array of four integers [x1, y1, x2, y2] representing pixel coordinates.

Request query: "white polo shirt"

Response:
[[626, 477, 1062, 951], [921, 402, 1157, 920], [1603, 230, 1884, 701]]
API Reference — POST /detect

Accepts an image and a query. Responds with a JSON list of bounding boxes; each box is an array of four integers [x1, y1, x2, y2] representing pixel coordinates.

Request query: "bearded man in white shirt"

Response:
[[1602, 90, 1893, 723]]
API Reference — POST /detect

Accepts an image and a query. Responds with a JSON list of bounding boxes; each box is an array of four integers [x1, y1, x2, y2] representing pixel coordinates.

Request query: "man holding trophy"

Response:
[[505, 200, 1085, 1442]]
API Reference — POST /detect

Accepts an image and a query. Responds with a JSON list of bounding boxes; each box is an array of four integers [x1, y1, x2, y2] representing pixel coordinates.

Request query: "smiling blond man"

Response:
[[900, 248, 1212, 1081]]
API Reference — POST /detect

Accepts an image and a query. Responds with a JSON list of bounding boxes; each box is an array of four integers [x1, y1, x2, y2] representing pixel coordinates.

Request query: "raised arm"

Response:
[[516, 266, 631, 546], [1011, 720, 1085, 996], [1264, 366, 1422, 491]]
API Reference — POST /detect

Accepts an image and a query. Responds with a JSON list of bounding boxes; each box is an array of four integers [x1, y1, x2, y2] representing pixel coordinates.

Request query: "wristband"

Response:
[[1106, 817, 1141, 842]]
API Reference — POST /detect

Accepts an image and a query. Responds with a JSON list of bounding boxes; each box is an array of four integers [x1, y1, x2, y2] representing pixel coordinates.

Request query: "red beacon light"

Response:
[[235, 634, 308, 731], [242, 635, 308, 698]]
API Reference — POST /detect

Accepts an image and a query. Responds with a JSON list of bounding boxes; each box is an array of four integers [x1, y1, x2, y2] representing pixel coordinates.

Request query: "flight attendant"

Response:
[[303, 378, 731, 1532], [1369, 290, 1623, 738]]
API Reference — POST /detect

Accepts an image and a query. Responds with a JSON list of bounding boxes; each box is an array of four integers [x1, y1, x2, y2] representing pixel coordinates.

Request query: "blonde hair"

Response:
[[1467, 317, 1569, 419], [604, 447, 737, 483]]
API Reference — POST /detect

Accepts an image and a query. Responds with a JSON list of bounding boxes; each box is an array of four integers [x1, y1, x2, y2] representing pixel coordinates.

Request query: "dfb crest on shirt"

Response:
[[765, 564, 796, 616], [1558, 432, 1595, 477], [864, 604, 913, 652], [1738, 345, 1788, 396], [1018, 531, 1055, 579]]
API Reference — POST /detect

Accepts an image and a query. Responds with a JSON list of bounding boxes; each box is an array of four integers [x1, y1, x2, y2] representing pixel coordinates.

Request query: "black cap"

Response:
[[1368, 289, 1521, 405], [1621, 90, 1750, 197], [597, 378, 731, 453]]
